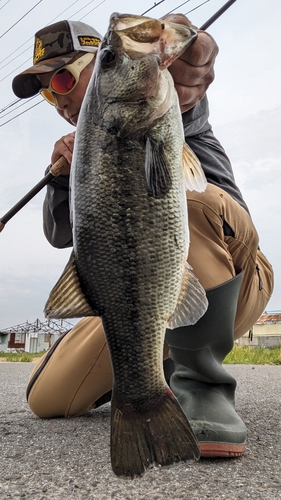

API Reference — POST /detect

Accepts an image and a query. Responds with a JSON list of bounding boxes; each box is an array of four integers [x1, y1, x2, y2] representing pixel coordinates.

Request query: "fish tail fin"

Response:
[[110, 388, 200, 477]]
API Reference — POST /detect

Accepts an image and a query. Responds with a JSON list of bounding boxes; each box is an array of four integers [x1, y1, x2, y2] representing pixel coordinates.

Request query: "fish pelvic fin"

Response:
[[167, 263, 208, 329], [183, 142, 207, 193], [44, 252, 99, 319], [110, 387, 200, 477], [145, 136, 172, 198]]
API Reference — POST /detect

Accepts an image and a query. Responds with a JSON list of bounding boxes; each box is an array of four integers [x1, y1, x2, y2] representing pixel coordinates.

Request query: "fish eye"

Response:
[[99, 48, 116, 68]]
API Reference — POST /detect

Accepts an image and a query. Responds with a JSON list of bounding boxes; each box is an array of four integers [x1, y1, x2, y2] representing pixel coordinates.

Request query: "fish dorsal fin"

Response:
[[44, 252, 99, 319], [183, 142, 207, 193], [167, 263, 208, 329], [145, 136, 172, 198]]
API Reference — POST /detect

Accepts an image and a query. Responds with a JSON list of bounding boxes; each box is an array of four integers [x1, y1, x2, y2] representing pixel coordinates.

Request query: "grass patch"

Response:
[[1, 346, 280, 365], [223, 345, 281, 365], [0, 351, 45, 362]]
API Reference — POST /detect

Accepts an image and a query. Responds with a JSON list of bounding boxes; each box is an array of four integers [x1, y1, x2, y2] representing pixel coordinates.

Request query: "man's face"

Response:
[[38, 59, 95, 126]]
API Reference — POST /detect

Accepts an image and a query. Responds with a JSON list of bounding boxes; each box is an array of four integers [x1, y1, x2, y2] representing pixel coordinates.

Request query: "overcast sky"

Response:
[[0, 0, 280, 329]]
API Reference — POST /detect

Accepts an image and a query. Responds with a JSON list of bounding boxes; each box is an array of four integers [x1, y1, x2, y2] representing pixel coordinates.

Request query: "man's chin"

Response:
[[70, 115, 78, 126], [67, 118, 77, 127]]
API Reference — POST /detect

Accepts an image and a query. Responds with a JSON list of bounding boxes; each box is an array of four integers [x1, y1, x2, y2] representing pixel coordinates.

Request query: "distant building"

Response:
[[238, 312, 281, 347], [0, 319, 74, 353]]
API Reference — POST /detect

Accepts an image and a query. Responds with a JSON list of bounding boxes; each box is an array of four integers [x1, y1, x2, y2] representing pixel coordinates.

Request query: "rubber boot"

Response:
[[166, 271, 247, 458]]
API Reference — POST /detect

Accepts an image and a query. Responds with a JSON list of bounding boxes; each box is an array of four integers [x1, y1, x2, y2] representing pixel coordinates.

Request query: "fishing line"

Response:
[[79, 0, 107, 22], [0, 97, 21, 114], [0, 0, 82, 68], [142, 0, 165, 16], [0, 95, 38, 120], [0, 0, 43, 39], [185, 0, 210, 16], [0, 98, 43, 128], [67, 0, 99, 20], [46, 0, 80, 24], [165, 0, 192, 16], [0, 0, 11, 11], [0, 58, 31, 84], [0, 43, 33, 72]]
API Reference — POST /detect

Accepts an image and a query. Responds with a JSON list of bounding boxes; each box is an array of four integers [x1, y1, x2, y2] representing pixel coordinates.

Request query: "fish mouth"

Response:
[[103, 14, 197, 68]]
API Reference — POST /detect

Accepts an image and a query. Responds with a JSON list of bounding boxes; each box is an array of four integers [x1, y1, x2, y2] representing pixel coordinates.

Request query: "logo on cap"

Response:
[[34, 37, 46, 63], [78, 36, 101, 47]]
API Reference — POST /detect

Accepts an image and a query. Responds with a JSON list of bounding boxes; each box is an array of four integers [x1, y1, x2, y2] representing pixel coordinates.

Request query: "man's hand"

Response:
[[51, 131, 75, 175], [163, 14, 219, 113]]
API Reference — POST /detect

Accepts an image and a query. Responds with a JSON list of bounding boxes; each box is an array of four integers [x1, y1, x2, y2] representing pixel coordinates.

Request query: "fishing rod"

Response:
[[200, 0, 237, 30], [0, 0, 237, 233], [0, 156, 68, 232]]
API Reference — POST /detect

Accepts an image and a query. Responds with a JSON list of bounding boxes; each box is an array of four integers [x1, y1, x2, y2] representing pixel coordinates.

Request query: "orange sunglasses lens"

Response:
[[40, 89, 55, 105], [51, 69, 76, 93]]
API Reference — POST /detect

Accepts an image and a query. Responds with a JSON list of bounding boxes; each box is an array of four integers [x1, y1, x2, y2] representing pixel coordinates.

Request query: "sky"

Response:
[[0, 0, 280, 329]]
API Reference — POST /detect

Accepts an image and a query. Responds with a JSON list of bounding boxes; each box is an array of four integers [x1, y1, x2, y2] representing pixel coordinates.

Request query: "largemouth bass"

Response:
[[45, 13, 208, 477]]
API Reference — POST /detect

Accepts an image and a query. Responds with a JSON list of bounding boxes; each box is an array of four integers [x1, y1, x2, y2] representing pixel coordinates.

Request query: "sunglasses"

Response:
[[40, 52, 95, 105]]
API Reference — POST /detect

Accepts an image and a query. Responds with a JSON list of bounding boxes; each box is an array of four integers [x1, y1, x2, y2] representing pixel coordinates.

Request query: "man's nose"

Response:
[[54, 93, 69, 110]]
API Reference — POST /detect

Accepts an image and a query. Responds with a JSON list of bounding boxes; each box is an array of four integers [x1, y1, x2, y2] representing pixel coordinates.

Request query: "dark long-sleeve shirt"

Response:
[[43, 95, 249, 248]]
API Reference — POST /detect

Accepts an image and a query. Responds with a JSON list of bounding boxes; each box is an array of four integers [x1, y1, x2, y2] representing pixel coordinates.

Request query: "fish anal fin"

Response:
[[145, 136, 172, 198], [111, 387, 200, 477], [183, 142, 207, 193], [167, 263, 208, 329], [44, 252, 99, 319]]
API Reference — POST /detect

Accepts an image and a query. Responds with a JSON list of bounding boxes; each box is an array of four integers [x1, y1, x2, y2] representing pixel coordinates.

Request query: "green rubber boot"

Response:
[[166, 271, 247, 458]]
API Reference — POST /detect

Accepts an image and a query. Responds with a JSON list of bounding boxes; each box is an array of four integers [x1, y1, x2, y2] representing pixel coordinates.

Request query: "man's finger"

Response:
[[161, 13, 193, 28], [179, 31, 218, 66]]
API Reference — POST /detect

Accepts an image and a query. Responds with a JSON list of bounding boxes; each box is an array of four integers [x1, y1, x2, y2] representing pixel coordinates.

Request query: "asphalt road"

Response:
[[0, 362, 280, 500]]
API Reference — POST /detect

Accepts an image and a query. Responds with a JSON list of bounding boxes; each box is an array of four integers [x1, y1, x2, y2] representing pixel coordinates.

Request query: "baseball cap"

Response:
[[12, 20, 102, 98]]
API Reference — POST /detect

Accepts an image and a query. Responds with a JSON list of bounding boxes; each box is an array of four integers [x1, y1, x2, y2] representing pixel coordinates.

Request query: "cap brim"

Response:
[[12, 52, 79, 98]]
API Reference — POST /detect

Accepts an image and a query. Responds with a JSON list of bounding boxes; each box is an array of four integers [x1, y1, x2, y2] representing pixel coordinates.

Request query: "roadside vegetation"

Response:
[[223, 345, 281, 365], [0, 345, 280, 364], [0, 351, 46, 362]]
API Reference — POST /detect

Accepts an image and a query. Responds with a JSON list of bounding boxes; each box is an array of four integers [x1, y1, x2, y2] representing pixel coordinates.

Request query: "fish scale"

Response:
[[45, 13, 208, 477]]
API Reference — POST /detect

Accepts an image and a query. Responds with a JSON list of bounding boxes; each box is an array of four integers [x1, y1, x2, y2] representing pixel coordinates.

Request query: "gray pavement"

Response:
[[0, 362, 280, 500]]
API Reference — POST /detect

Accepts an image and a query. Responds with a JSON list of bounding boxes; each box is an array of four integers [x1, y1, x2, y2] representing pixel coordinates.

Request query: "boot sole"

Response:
[[199, 442, 246, 458]]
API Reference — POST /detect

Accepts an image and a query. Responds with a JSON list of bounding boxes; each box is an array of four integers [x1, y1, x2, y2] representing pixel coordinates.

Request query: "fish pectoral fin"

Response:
[[183, 142, 207, 193], [167, 263, 208, 329], [145, 136, 172, 198], [44, 251, 99, 319]]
